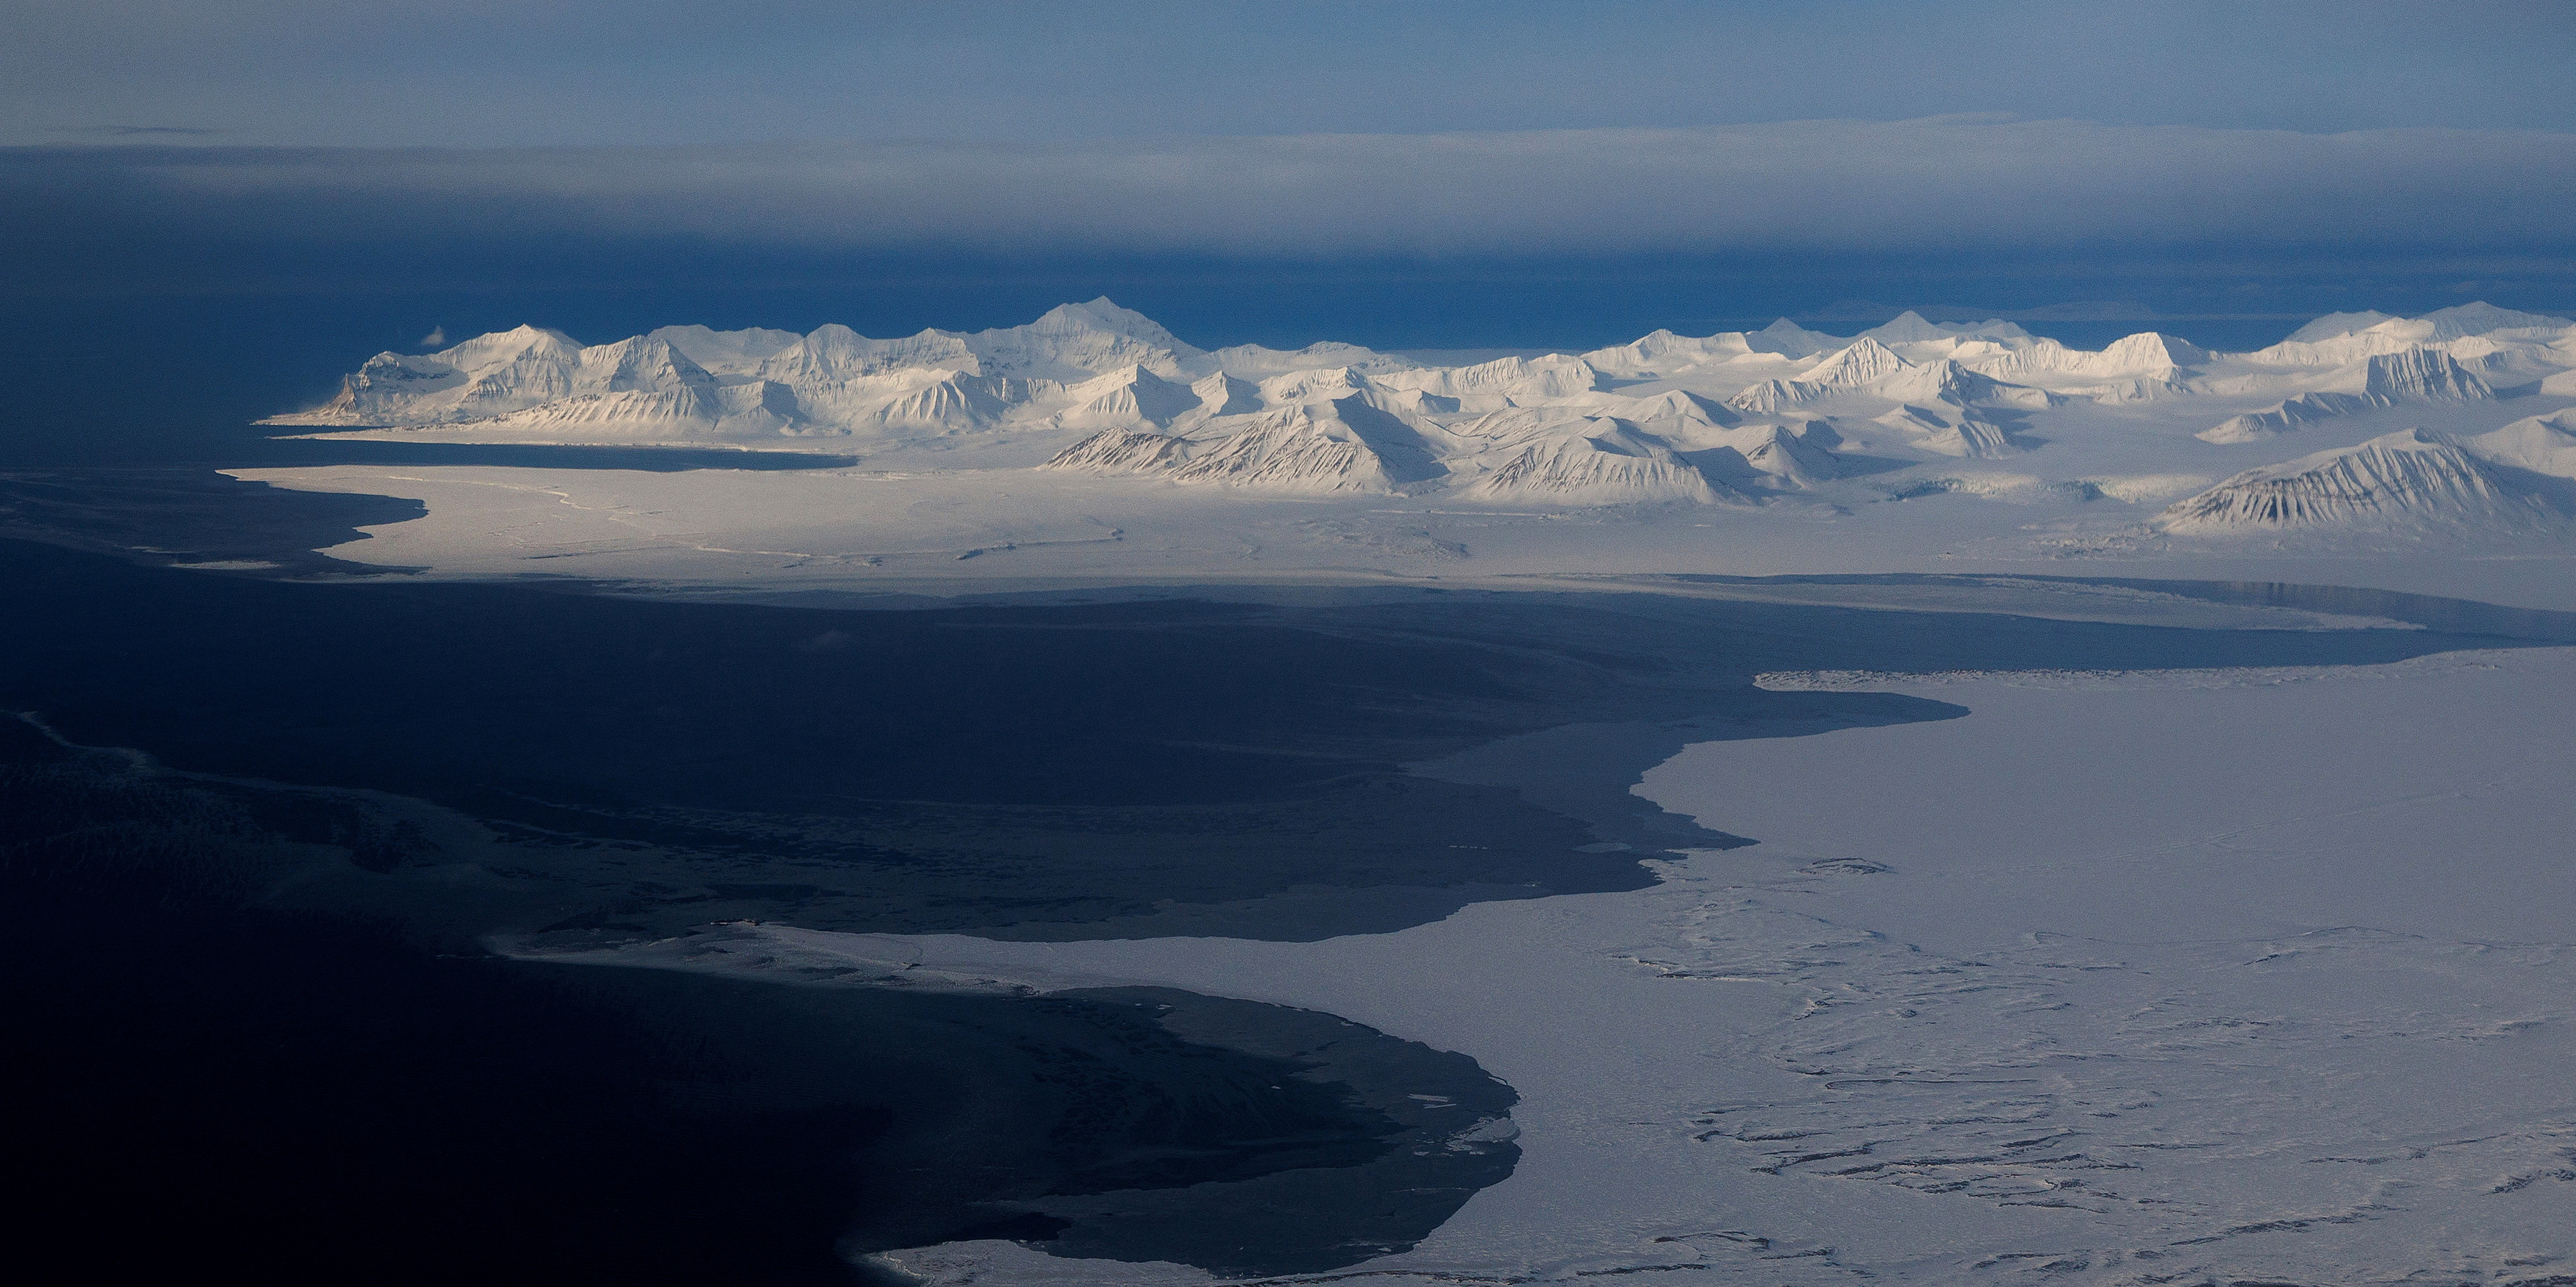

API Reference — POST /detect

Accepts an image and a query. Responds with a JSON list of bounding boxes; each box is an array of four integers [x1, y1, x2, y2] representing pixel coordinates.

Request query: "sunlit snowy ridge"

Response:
[[270, 299, 2576, 541]]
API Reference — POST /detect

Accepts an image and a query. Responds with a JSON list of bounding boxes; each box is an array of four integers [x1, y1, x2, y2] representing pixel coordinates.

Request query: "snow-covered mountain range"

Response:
[[270, 298, 2576, 543], [2161, 411, 2576, 536]]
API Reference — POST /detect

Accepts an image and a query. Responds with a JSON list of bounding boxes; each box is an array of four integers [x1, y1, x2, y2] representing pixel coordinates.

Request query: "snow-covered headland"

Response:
[[245, 299, 2576, 606]]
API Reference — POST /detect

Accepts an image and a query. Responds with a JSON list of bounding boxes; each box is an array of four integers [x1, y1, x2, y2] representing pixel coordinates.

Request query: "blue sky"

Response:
[[13, 1, 2576, 144], [4, 0, 2572, 348]]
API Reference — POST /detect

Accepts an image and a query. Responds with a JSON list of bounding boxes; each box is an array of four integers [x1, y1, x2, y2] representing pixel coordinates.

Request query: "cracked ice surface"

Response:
[[849, 648, 2575, 1285]]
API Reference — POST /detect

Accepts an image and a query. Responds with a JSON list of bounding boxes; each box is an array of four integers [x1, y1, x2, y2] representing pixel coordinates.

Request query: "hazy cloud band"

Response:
[[11, 118, 2575, 263]]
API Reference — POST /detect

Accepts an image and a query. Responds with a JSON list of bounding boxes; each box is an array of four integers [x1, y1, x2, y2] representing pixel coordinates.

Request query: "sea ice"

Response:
[[798, 648, 2576, 1285]]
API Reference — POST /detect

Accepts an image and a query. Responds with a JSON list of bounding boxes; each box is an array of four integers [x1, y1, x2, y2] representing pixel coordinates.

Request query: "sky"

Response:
[[3, 0, 2573, 354], [13, 1, 2576, 146]]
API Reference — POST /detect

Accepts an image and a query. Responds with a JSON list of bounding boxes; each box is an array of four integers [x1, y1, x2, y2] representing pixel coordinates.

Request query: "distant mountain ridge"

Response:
[[269, 298, 2576, 515]]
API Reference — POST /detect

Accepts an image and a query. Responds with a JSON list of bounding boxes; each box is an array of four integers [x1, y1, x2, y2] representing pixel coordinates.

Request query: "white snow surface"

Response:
[[540, 648, 2576, 1285], [242, 301, 2576, 603]]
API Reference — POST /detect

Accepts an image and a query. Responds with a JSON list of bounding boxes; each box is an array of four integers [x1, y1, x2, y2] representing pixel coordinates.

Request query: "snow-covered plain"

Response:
[[241, 300, 2576, 608], [650, 648, 2576, 1286]]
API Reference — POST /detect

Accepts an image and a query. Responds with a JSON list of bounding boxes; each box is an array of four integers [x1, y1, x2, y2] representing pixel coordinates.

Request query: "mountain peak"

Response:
[[1747, 318, 1848, 359], [1857, 312, 2033, 345], [437, 323, 579, 355], [1859, 311, 1947, 342], [1024, 298, 1194, 351], [2415, 301, 2574, 340], [429, 324, 584, 376], [1802, 335, 1913, 388], [2284, 310, 2399, 345]]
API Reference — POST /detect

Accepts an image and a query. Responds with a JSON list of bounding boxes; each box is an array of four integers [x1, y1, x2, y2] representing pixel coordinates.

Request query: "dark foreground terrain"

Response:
[[8, 485, 2569, 1279], [4, 726, 1517, 1281]]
